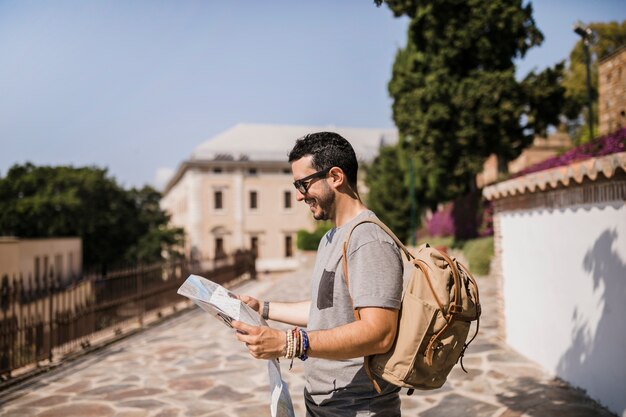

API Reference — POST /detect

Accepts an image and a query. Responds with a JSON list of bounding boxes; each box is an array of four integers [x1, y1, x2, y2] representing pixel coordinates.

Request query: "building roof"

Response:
[[483, 151, 626, 200], [191, 123, 397, 162], [164, 123, 398, 194]]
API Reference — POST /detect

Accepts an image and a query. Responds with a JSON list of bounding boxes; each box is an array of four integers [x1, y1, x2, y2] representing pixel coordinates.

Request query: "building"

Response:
[[161, 124, 397, 271], [598, 45, 626, 136], [476, 132, 572, 188], [0, 237, 82, 286]]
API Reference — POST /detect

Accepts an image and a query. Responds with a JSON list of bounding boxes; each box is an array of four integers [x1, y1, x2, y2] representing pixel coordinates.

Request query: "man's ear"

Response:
[[328, 167, 345, 190]]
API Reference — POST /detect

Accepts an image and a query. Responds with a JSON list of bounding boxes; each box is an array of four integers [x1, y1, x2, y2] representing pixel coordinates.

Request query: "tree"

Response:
[[562, 20, 626, 143], [365, 145, 411, 243], [296, 222, 333, 251], [376, 0, 564, 208], [124, 186, 185, 264], [0, 163, 183, 269]]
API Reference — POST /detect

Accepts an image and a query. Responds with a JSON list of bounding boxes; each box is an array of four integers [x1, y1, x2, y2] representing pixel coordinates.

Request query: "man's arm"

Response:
[[265, 300, 310, 327], [238, 295, 310, 327], [307, 307, 398, 359], [232, 306, 398, 360]]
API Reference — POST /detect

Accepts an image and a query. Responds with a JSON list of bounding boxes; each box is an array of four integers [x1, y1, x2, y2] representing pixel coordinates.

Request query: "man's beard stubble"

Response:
[[310, 185, 335, 221]]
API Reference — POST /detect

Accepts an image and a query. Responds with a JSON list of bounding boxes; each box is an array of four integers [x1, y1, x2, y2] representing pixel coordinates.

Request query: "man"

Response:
[[231, 132, 404, 416]]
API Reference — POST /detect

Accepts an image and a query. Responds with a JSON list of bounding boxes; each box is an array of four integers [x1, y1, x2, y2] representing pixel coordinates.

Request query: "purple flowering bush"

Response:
[[424, 193, 494, 239], [426, 203, 455, 237], [513, 127, 626, 178]]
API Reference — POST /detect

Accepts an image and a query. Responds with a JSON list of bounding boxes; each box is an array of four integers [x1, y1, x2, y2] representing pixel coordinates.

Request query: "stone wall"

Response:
[[599, 46, 626, 136]]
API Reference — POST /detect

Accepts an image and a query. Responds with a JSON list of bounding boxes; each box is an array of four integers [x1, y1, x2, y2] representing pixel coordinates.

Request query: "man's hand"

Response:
[[236, 295, 261, 315], [231, 321, 286, 360]]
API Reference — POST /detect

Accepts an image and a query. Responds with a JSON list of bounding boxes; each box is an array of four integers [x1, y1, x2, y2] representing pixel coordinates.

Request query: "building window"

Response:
[[248, 168, 257, 175], [250, 191, 258, 209], [215, 190, 223, 210], [213, 168, 222, 173], [215, 238, 225, 259], [285, 235, 293, 258], [251, 236, 259, 258], [284, 191, 292, 209]]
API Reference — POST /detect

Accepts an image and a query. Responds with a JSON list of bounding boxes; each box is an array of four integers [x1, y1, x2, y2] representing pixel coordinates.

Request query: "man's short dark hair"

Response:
[[288, 132, 358, 187]]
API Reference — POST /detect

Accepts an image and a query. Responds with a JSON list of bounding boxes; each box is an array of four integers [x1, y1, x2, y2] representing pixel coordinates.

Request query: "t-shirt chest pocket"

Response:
[[316, 252, 343, 310], [316, 269, 335, 310]]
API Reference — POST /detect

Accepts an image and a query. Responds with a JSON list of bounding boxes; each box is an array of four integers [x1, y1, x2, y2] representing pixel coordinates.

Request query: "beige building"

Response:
[[161, 124, 397, 271], [0, 237, 82, 285], [598, 45, 626, 136]]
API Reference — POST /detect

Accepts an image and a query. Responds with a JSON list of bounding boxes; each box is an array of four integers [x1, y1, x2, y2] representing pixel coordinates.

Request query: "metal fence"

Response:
[[0, 250, 256, 380]]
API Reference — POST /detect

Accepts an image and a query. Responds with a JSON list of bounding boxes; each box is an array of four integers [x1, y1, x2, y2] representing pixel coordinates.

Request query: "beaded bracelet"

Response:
[[294, 328, 301, 369], [284, 328, 310, 370], [285, 330, 293, 359], [299, 329, 309, 361]]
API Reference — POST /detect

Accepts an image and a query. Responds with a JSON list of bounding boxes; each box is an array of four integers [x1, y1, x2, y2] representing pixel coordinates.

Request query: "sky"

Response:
[[1, 1, 625, 190]]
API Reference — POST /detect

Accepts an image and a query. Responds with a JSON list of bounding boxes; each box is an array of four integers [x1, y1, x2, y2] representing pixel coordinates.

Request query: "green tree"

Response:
[[377, 0, 564, 208], [365, 145, 412, 243], [562, 20, 626, 143], [297, 222, 333, 251], [0, 163, 183, 269], [124, 186, 185, 264]]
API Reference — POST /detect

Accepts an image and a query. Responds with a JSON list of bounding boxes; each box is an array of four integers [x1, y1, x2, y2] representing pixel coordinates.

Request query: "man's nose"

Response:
[[295, 189, 305, 201]]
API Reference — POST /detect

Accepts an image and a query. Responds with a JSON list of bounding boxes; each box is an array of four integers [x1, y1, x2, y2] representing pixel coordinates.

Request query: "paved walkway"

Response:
[[0, 252, 615, 417]]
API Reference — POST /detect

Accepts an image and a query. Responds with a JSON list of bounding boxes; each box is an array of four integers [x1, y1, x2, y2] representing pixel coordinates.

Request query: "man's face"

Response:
[[291, 156, 335, 221]]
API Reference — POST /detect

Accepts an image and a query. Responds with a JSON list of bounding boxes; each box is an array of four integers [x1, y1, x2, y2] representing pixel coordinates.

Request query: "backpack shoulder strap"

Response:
[[341, 217, 412, 317], [340, 217, 411, 394], [343, 218, 413, 266]]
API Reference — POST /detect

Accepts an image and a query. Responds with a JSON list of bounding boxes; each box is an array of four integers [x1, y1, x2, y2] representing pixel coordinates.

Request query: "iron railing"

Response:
[[0, 250, 256, 379]]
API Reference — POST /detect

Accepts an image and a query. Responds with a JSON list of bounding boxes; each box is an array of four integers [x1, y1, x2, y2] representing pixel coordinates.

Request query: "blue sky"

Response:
[[1, 1, 624, 189]]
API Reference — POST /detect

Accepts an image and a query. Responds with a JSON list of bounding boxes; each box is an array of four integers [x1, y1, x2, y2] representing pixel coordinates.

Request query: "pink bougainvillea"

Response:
[[426, 203, 455, 237], [513, 127, 626, 178]]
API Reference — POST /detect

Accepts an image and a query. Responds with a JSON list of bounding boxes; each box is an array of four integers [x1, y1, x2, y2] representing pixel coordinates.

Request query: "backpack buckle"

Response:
[[448, 304, 463, 314]]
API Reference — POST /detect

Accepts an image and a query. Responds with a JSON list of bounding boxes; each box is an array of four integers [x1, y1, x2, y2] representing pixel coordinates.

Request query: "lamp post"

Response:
[[573, 22, 595, 140]]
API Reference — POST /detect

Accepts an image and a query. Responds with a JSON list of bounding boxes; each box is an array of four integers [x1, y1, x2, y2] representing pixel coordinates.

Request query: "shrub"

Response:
[[297, 222, 333, 251], [424, 192, 493, 242], [463, 237, 494, 276], [426, 204, 454, 237]]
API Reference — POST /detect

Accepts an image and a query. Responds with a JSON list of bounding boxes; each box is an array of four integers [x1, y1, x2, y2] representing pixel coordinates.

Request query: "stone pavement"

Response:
[[0, 252, 616, 417]]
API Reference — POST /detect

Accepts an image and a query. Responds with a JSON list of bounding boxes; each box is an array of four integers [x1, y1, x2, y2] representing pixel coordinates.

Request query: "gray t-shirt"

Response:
[[304, 210, 404, 407]]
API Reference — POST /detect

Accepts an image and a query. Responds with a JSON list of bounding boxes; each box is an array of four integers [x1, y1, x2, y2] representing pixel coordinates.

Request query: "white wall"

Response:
[[500, 201, 626, 416]]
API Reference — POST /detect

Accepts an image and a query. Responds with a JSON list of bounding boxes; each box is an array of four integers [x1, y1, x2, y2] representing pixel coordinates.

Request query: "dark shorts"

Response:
[[304, 387, 401, 417]]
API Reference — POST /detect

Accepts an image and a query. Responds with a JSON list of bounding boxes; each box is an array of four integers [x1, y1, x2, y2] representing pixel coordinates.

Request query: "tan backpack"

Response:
[[342, 218, 481, 393]]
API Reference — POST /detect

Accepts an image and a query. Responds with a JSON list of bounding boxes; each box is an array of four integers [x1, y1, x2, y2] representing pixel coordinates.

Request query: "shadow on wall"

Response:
[[557, 228, 626, 416]]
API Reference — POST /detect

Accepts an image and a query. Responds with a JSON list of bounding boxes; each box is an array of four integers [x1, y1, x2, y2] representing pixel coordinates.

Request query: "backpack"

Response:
[[342, 218, 481, 393]]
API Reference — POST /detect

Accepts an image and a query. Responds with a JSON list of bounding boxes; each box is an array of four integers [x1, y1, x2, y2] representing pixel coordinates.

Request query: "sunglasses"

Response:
[[293, 168, 331, 194]]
